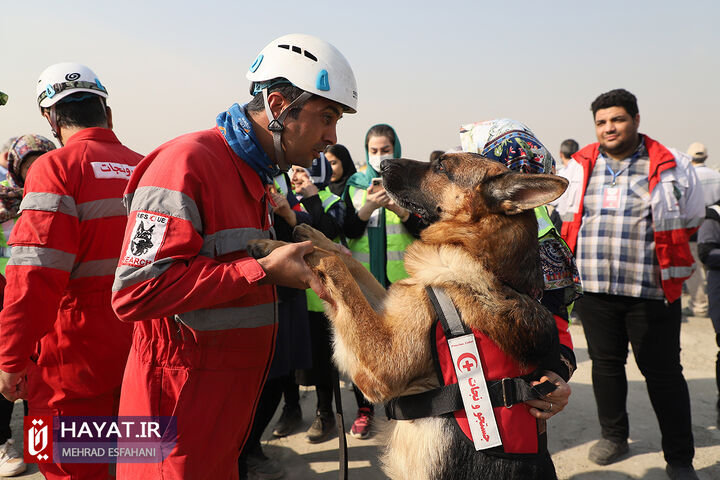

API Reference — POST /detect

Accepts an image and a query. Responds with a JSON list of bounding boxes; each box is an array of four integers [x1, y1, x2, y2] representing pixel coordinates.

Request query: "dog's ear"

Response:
[[482, 173, 569, 215]]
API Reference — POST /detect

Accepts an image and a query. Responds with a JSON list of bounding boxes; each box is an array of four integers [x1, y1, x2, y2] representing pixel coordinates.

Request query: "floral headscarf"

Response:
[[7, 134, 56, 188], [0, 134, 56, 223], [459, 118, 555, 175], [460, 118, 581, 304]]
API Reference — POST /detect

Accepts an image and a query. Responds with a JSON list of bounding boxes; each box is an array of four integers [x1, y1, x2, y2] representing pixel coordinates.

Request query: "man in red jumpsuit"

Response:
[[0, 63, 143, 479], [111, 34, 358, 479]]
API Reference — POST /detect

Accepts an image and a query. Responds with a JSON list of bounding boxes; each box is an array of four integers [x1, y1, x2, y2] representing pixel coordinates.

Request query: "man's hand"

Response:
[[257, 241, 327, 298], [0, 369, 27, 402], [525, 370, 571, 420]]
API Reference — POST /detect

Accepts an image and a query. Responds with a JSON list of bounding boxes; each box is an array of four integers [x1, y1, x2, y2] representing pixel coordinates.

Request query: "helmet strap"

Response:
[[47, 106, 64, 146], [262, 88, 313, 172]]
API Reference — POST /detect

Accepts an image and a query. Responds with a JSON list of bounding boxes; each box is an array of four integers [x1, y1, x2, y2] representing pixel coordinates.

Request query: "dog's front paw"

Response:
[[293, 224, 344, 252], [246, 239, 283, 259]]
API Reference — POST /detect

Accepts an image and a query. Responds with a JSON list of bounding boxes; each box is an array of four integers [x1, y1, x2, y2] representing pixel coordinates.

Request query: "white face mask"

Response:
[[368, 153, 394, 173]]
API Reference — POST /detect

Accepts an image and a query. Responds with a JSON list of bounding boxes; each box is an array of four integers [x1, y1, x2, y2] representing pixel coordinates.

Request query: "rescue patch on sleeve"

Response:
[[121, 212, 169, 267], [91, 162, 135, 179]]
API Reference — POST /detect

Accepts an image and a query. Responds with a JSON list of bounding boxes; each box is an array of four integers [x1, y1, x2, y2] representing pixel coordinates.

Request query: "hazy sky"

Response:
[[2, 0, 718, 168]]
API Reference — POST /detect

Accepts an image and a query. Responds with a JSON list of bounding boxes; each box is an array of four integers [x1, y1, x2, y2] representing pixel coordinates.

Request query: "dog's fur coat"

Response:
[[249, 153, 568, 479]]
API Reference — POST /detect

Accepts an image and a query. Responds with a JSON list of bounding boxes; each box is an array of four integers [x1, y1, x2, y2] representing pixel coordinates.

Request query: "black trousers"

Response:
[[0, 396, 12, 444], [575, 293, 694, 467]]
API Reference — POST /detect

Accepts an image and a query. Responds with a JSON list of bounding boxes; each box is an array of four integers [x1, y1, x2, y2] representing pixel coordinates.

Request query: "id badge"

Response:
[[447, 334, 502, 450], [602, 187, 623, 210]]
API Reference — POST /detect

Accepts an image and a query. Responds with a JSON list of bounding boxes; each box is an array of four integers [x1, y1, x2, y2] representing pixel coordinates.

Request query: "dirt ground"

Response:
[[11, 305, 720, 479]]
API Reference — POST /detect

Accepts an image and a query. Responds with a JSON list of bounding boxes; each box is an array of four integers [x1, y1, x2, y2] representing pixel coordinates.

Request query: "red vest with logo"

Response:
[[432, 321, 545, 454]]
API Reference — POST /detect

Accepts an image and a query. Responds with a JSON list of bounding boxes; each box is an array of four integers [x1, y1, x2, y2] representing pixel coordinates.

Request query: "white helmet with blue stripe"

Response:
[[36, 62, 107, 109], [247, 33, 358, 113]]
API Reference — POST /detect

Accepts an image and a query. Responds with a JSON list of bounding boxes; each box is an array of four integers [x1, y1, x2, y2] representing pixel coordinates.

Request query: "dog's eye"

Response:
[[435, 162, 445, 172]]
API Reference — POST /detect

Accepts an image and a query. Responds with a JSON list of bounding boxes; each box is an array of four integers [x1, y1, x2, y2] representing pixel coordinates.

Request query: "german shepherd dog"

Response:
[[248, 153, 568, 479]]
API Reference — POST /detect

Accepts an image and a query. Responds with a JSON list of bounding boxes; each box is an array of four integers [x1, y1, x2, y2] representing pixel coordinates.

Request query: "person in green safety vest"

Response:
[[342, 124, 427, 439], [0, 134, 57, 274], [459, 118, 580, 423], [0, 91, 31, 478], [271, 156, 348, 445]]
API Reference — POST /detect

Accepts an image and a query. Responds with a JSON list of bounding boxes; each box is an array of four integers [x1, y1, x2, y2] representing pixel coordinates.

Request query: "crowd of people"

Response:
[[0, 32, 716, 480]]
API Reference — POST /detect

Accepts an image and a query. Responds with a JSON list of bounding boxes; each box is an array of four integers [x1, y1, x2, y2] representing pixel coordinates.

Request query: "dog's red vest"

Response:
[[433, 321, 545, 454]]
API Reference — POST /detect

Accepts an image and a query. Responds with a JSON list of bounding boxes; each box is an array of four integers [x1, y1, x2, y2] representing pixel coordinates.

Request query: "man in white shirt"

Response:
[[685, 142, 720, 318], [556, 138, 579, 178]]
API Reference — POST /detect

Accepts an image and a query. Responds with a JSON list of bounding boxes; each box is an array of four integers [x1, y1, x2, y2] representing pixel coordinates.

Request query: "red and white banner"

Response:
[[447, 334, 502, 450]]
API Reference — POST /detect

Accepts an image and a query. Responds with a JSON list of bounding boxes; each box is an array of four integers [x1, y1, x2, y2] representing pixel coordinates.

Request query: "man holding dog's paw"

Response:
[[557, 88, 704, 480], [111, 34, 357, 479]]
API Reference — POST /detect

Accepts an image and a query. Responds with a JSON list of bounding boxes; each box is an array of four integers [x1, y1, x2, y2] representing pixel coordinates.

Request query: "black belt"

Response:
[[385, 377, 556, 421]]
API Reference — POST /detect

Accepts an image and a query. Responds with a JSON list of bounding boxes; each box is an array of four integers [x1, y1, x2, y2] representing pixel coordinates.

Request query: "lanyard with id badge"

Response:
[[603, 161, 628, 211]]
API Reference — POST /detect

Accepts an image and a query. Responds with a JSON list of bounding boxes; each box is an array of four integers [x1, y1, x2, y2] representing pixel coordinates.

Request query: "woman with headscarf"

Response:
[[459, 118, 580, 416], [325, 144, 356, 197], [341, 124, 427, 439], [0, 133, 55, 477], [0, 134, 56, 271]]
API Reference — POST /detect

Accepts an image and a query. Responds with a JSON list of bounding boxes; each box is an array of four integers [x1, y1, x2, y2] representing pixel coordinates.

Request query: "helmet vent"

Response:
[[277, 44, 318, 62]]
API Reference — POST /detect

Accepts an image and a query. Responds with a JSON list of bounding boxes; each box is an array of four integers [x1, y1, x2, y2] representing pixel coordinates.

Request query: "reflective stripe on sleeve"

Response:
[[71, 258, 119, 279], [77, 198, 127, 222], [351, 188, 365, 211], [128, 186, 202, 232], [112, 257, 175, 291], [386, 224, 407, 235], [19, 192, 77, 217], [8, 245, 74, 271], [321, 194, 340, 210], [654, 217, 698, 232], [387, 251, 404, 261], [351, 251, 370, 263], [200, 228, 271, 258], [660, 265, 694, 280], [175, 303, 276, 331]]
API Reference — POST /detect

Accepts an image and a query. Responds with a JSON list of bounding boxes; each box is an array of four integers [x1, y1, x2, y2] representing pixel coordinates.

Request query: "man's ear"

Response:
[[482, 173, 569, 215], [266, 91, 289, 120], [105, 106, 113, 130]]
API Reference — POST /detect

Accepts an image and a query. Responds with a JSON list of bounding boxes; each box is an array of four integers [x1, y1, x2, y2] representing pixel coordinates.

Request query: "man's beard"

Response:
[[602, 133, 639, 158]]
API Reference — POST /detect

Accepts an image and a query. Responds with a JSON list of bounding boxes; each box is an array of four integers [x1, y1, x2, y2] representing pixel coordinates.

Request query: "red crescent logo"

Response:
[[456, 352, 478, 372]]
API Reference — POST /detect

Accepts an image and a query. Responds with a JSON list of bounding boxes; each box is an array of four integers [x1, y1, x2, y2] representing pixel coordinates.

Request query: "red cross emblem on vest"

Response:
[[456, 352, 478, 373]]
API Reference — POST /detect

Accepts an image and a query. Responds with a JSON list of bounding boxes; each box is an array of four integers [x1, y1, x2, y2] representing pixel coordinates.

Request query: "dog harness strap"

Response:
[[385, 378, 556, 420], [426, 286, 471, 338], [385, 383, 463, 420]]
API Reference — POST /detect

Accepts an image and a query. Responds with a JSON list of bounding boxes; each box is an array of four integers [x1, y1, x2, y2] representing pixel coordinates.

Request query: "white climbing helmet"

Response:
[[246, 34, 358, 113], [36, 62, 108, 109]]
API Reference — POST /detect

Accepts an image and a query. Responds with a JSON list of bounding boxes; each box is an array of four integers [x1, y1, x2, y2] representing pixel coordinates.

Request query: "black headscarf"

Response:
[[326, 144, 356, 196]]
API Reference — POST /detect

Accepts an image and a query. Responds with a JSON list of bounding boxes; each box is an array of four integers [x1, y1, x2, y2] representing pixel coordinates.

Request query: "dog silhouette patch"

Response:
[[122, 212, 169, 267]]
